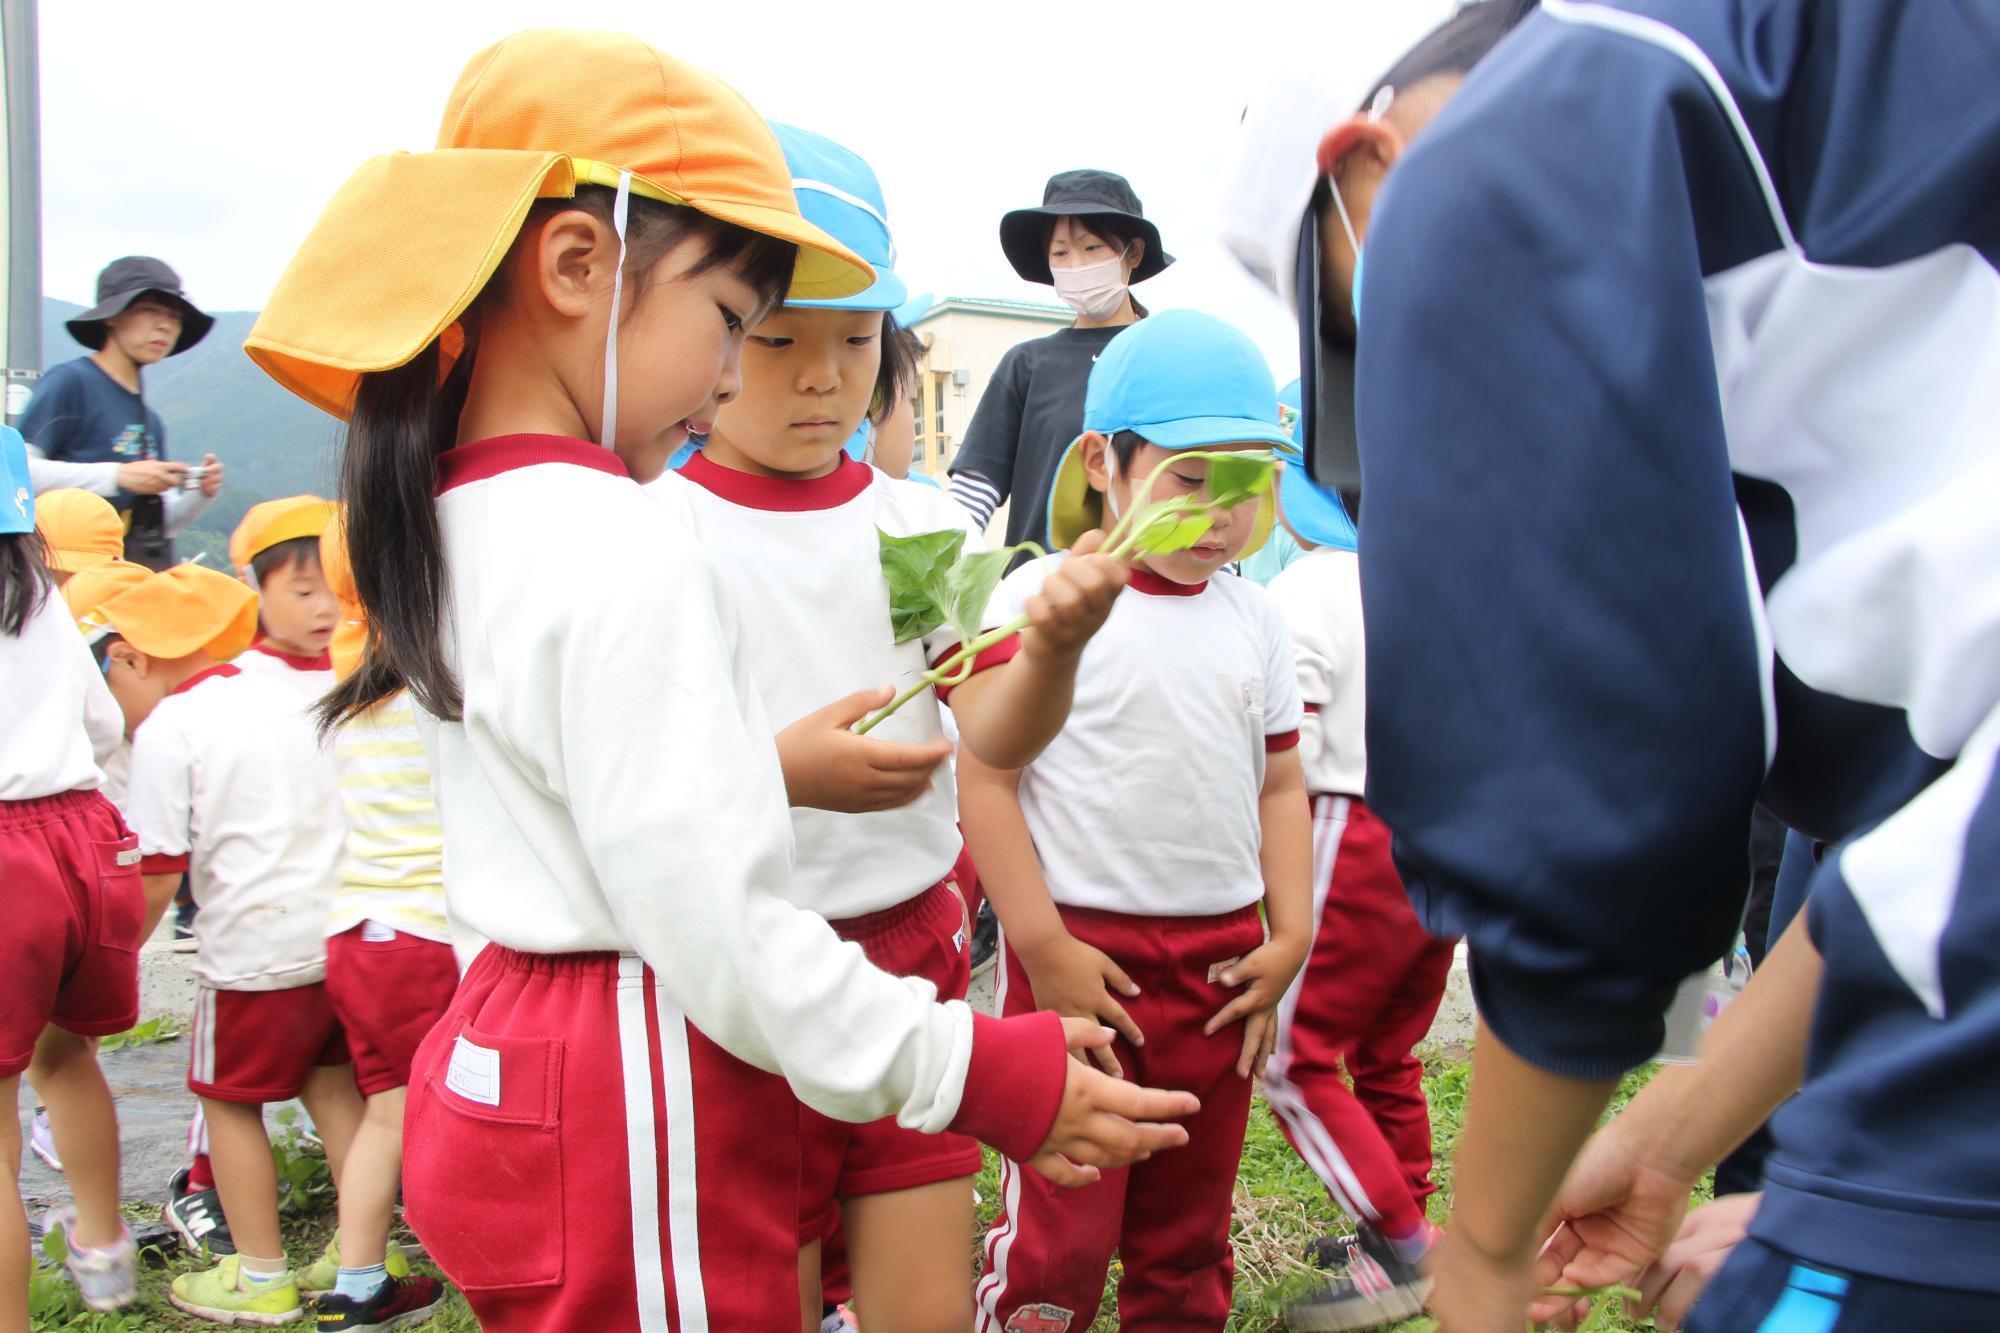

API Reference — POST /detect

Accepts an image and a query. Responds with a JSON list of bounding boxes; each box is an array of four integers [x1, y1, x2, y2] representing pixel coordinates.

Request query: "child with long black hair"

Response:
[[245, 30, 1196, 1332], [0, 425, 145, 1321]]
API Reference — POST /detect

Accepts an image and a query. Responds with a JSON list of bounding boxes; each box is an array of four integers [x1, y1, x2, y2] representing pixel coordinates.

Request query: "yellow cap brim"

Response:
[[1045, 434, 1274, 558], [248, 149, 872, 421]]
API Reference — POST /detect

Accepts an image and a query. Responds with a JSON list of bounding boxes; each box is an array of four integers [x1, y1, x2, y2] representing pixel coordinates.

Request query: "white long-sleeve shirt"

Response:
[[1265, 549, 1367, 799], [420, 435, 1061, 1158], [26, 446, 216, 537], [646, 453, 971, 919], [0, 590, 125, 801]]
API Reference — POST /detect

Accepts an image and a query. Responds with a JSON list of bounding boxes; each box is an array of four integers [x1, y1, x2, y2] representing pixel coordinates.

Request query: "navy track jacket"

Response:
[[1358, 0, 2000, 1289]]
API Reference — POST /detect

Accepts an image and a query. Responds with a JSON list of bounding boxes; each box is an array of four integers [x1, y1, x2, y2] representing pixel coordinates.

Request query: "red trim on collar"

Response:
[[171, 662, 241, 697], [252, 642, 332, 672], [1127, 568, 1207, 597], [437, 435, 629, 495], [680, 450, 872, 512]]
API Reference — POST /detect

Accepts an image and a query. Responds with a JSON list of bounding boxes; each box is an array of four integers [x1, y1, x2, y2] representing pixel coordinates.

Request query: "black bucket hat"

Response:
[[1000, 169, 1174, 286], [66, 256, 214, 355]]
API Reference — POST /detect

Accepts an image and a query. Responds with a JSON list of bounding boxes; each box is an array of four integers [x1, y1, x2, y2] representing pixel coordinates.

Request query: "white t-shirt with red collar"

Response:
[[127, 662, 343, 990], [233, 642, 334, 705], [985, 555, 1303, 918], [0, 591, 125, 802], [646, 453, 974, 920]]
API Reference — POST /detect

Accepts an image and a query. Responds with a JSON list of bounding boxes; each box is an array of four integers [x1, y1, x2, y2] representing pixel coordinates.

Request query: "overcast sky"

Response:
[[37, 0, 1451, 378]]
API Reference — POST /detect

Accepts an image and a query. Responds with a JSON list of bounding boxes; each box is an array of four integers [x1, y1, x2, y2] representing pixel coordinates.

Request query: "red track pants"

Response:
[[975, 903, 1265, 1333], [1262, 796, 1456, 1236]]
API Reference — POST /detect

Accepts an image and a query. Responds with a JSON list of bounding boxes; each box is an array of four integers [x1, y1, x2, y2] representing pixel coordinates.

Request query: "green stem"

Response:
[[852, 613, 1033, 734]]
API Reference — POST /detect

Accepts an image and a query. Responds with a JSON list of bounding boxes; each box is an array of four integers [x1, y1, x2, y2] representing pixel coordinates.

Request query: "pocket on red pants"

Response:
[[90, 835, 146, 953], [406, 1014, 565, 1290]]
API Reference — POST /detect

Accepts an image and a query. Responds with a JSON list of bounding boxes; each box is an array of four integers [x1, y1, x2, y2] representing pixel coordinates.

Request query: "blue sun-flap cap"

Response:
[[771, 122, 907, 313], [1083, 309, 1294, 453], [0, 426, 33, 535], [1274, 378, 1356, 550]]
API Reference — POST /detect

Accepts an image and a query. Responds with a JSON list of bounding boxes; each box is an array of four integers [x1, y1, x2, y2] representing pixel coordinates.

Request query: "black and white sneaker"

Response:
[[313, 1273, 444, 1329], [968, 901, 1000, 978], [165, 1185, 236, 1257], [1304, 1231, 1361, 1270], [1285, 1224, 1432, 1331]]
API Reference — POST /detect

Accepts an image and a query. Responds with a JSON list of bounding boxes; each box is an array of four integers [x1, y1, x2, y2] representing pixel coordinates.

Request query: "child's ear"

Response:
[[1079, 432, 1112, 494], [111, 642, 147, 678], [535, 208, 617, 321]]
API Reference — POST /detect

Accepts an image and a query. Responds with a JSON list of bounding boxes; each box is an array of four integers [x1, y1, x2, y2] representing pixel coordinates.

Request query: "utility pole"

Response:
[[1, 0, 38, 425]]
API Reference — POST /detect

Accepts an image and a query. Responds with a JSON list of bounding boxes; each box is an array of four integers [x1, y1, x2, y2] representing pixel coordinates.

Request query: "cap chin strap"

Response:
[[599, 171, 633, 451], [1101, 439, 1122, 521]]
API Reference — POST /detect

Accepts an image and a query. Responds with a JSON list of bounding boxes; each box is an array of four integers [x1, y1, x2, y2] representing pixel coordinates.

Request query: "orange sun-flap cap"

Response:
[[62, 558, 152, 632], [35, 489, 124, 574], [245, 29, 873, 420], [97, 564, 260, 662], [318, 515, 367, 682], [229, 496, 337, 575]]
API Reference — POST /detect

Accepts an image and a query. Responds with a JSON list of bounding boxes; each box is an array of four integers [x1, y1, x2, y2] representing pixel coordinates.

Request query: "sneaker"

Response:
[[168, 1254, 302, 1325], [311, 1273, 444, 1330], [1284, 1224, 1433, 1332], [29, 1106, 62, 1171], [44, 1207, 139, 1311], [1304, 1231, 1360, 1270], [297, 1233, 413, 1296], [167, 1186, 238, 1257], [968, 901, 1000, 978]]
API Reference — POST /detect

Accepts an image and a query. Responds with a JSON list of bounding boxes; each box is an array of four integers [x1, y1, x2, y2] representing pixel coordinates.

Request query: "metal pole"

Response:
[[2, 0, 39, 425]]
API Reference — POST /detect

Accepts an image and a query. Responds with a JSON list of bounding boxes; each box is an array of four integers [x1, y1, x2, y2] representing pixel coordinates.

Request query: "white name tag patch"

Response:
[[361, 920, 397, 943], [445, 1035, 501, 1107], [116, 848, 142, 866]]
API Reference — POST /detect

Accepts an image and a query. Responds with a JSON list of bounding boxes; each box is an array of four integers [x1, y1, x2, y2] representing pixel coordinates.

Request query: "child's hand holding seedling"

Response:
[[1014, 528, 1129, 664], [777, 686, 953, 813]]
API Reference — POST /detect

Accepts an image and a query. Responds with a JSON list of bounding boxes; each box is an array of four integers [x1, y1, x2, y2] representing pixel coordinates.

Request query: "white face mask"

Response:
[[1051, 249, 1131, 320]]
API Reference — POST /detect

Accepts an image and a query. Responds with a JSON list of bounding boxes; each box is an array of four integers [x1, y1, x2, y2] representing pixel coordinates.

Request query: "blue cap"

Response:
[[1082, 310, 1294, 453], [892, 291, 934, 328], [1274, 379, 1356, 550], [771, 122, 906, 312], [0, 426, 33, 535]]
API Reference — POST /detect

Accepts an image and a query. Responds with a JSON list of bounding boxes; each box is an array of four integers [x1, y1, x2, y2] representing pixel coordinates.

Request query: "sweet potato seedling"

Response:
[[856, 450, 1279, 734]]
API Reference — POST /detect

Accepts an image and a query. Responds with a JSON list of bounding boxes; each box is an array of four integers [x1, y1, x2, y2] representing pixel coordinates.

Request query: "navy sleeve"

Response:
[[949, 344, 1027, 500], [19, 363, 84, 459], [1356, 16, 1771, 1077]]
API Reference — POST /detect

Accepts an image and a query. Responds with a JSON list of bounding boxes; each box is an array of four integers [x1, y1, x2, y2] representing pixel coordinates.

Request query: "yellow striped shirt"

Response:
[[327, 692, 450, 943]]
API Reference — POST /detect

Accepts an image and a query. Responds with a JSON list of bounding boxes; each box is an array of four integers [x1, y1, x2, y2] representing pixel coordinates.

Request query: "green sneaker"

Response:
[[297, 1233, 412, 1296], [168, 1254, 302, 1325]]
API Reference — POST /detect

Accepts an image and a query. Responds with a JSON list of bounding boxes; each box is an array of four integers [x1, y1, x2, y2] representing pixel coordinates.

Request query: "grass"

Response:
[[29, 1049, 1700, 1331]]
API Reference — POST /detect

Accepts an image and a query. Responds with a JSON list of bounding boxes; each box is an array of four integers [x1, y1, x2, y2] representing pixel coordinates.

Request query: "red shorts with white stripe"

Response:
[[325, 925, 459, 1096], [403, 947, 801, 1333], [0, 791, 144, 1076], [800, 878, 982, 1241], [188, 983, 350, 1103]]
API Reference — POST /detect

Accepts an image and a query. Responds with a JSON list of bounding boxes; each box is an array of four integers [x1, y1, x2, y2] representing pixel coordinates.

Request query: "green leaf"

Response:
[[876, 527, 966, 644], [941, 549, 1014, 647], [1127, 500, 1215, 556], [1205, 451, 1278, 509]]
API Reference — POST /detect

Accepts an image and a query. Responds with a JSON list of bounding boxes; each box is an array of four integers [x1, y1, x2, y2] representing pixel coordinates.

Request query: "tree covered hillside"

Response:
[[38, 298, 344, 568]]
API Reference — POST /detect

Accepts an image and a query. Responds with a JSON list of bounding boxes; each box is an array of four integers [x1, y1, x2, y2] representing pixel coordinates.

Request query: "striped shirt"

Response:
[[326, 691, 449, 943]]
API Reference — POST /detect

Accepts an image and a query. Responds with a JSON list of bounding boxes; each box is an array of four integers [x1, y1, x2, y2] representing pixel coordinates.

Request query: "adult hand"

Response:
[[1527, 1122, 1701, 1324], [776, 686, 952, 813], [1630, 1193, 1760, 1331], [1018, 529, 1128, 664], [1019, 932, 1143, 1076], [115, 459, 188, 494], [196, 453, 224, 496], [1204, 935, 1308, 1078], [1027, 1021, 1198, 1187]]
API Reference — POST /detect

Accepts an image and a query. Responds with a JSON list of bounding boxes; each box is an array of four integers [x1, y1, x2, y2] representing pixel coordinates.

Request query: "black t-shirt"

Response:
[[22, 357, 174, 565], [951, 325, 1123, 556]]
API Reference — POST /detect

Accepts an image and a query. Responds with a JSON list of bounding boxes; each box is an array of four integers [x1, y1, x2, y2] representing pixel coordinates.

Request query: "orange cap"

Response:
[[95, 564, 260, 661], [35, 489, 125, 574], [245, 29, 873, 420], [61, 558, 152, 632], [230, 495, 338, 574], [319, 516, 367, 682]]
